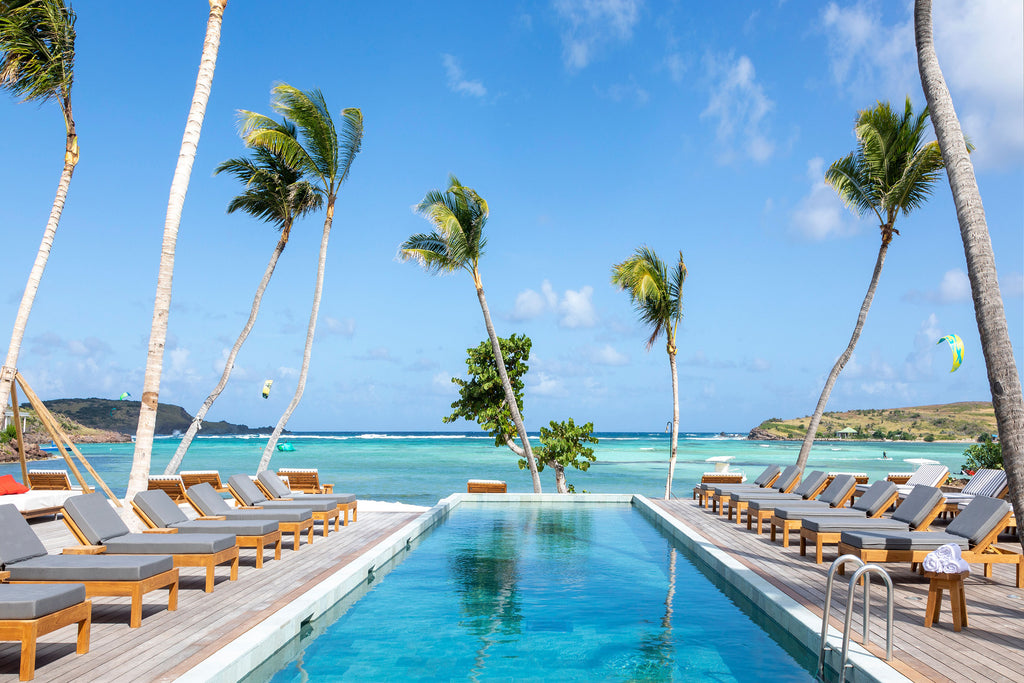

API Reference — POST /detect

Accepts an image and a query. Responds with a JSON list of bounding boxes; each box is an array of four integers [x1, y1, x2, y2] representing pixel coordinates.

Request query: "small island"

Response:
[[748, 401, 996, 442]]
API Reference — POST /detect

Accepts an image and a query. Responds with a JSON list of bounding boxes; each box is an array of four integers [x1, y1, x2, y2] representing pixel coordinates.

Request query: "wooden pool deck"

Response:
[[653, 498, 1024, 683], [3, 496, 1022, 682], [0, 509, 420, 682]]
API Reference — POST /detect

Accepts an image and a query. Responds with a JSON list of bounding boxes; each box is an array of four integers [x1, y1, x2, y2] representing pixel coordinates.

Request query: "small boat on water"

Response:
[[277, 443, 295, 452], [40, 442, 63, 453]]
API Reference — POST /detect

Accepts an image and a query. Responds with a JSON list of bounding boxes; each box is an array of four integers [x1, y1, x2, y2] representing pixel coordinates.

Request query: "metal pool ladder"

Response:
[[817, 554, 894, 683]]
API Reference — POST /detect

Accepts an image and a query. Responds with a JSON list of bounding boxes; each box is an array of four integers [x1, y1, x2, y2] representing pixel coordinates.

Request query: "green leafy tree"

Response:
[[0, 0, 76, 413], [444, 334, 531, 453], [794, 99, 945, 475], [164, 121, 321, 474], [611, 247, 686, 499], [401, 176, 541, 492], [240, 85, 363, 472], [915, 0, 1024, 547], [531, 418, 598, 493], [962, 436, 1002, 473]]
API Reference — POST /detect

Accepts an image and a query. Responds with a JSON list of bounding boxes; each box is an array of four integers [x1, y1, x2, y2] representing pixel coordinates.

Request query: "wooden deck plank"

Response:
[[653, 499, 1024, 683], [0, 510, 419, 682]]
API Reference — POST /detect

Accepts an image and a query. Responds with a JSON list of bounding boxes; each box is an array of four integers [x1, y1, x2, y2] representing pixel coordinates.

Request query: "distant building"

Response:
[[835, 427, 857, 439]]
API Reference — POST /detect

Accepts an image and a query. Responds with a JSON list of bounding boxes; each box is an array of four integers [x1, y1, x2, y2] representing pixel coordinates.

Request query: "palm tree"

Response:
[[793, 99, 946, 474], [611, 247, 687, 499], [164, 122, 322, 475], [241, 85, 363, 472], [400, 176, 543, 493], [915, 0, 1024, 546], [125, 0, 228, 510], [0, 0, 77, 413]]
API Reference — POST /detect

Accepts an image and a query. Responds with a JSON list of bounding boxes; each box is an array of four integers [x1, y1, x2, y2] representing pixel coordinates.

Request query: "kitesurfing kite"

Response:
[[937, 334, 964, 372], [119, 392, 131, 400], [262, 379, 273, 399]]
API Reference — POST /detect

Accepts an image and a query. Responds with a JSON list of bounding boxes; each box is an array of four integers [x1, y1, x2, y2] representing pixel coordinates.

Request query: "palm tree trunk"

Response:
[[125, 0, 227, 510], [665, 348, 679, 499], [795, 240, 890, 473], [473, 268, 542, 493], [258, 204, 333, 471], [915, 0, 1024, 547], [0, 124, 78, 412], [165, 223, 290, 474]]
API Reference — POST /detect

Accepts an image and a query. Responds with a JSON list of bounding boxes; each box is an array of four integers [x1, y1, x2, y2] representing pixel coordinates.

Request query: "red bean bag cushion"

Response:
[[0, 474, 30, 495]]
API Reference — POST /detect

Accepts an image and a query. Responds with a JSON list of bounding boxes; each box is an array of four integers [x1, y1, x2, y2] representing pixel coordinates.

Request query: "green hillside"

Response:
[[28, 398, 275, 436], [749, 401, 996, 442]]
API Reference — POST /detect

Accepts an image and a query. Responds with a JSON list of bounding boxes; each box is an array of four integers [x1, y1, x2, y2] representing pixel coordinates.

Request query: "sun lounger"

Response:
[[837, 496, 1022, 587], [698, 464, 781, 510], [692, 473, 744, 500], [852, 464, 948, 499], [939, 469, 1008, 515], [711, 465, 791, 515], [256, 471, 358, 525], [768, 475, 887, 547], [132, 489, 282, 568], [799, 484, 946, 563], [0, 580, 90, 681], [1, 471, 84, 520], [227, 475, 339, 536], [0, 504, 178, 628], [185, 482, 314, 551], [180, 470, 228, 493], [724, 466, 805, 523], [147, 475, 188, 502], [738, 471, 830, 532], [275, 468, 334, 494], [25, 470, 75, 491], [62, 493, 238, 593]]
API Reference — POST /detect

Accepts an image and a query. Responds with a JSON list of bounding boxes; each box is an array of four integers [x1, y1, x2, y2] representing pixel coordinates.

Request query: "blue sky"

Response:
[[1, 1, 1021, 433]]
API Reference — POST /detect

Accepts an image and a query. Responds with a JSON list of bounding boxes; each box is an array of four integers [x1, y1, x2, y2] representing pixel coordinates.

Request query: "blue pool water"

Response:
[[252, 503, 816, 682]]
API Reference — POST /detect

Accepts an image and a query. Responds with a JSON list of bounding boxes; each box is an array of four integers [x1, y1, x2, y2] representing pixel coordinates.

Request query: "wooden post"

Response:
[[10, 382, 28, 486], [14, 373, 121, 506]]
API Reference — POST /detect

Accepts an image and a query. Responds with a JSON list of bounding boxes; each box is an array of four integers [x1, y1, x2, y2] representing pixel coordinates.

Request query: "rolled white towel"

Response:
[[934, 544, 958, 563], [955, 558, 970, 574], [922, 553, 943, 573]]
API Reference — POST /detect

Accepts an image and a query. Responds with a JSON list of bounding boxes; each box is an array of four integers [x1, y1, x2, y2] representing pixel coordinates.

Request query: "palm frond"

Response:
[[398, 232, 463, 274], [0, 0, 75, 111], [408, 176, 488, 273], [611, 246, 684, 351]]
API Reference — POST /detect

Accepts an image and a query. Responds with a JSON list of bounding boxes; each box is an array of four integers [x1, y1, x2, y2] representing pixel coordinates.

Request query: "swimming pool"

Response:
[[245, 502, 816, 682]]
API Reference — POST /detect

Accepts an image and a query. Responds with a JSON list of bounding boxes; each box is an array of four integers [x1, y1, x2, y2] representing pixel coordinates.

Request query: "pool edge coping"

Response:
[[176, 493, 910, 682]]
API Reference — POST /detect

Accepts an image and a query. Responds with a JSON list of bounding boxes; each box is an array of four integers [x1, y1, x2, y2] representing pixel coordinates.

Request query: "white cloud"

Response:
[[213, 347, 249, 379], [904, 312, 942, 379], [278, 366, 299, 379], [530, 371, 568, 397], [598, 78, 650, 105], [748, 357, 771, 372], [936, 269, 971, 303], [664, 52, 688, 83], [559, 286, 597, 328], [432, 372, 457, 395], [820, 0, 1024, 168], [589, 344, 628, 366], [322, 317, 356, 337], [442, 54, 486, 98], [554, 0, 642, 71], [511, 289, 548, 321], [790, 157, 856, 241], [701, 53, 776, 164]]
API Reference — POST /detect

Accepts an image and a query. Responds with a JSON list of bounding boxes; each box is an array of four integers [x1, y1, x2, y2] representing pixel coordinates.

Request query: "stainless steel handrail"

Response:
[[817, 554, 894, 682]]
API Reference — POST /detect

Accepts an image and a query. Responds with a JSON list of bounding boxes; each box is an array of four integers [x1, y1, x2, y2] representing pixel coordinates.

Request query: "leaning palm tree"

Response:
[[611, 247, 687, 499], [0, 0, 77, 413], [242, 85, 363, 473], [400, 176, 543, 493], [915, 0, 1024, 547], [125, 0, 228, 511], [793, 98, 945, 474], [164, 122, 322, 475]]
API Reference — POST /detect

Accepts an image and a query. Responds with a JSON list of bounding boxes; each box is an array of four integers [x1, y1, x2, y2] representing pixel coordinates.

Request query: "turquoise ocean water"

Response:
[[1, 432, 971, 506]]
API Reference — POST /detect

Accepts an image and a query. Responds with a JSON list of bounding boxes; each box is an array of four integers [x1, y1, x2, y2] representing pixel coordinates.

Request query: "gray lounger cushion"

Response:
[[851, 480, 898, 516], [102, 533, 235, 555], [775, 505, 867, 521], [257, 471, 356, 505], [816, 475, 856, 507], [732, 491, 804, 503], [187, 483, 312, 522], [892, 486, 944, 527], [0, 583, 86, 620], [228, 475, 334, 512], [840, 530, 969, 551], [63, 493, 134, 544], [134, 489, 190, 527], [749, 497, 816, 512], [7, 554, 174, 581], [704, 465, 781, 493], [0, 504, 49, 565], [173, 519, 278, 535], [944, 496, 1011, 546], [254, 499, 337, 512], [772, 466, 801, 493], [801, 517, 909, 533]]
